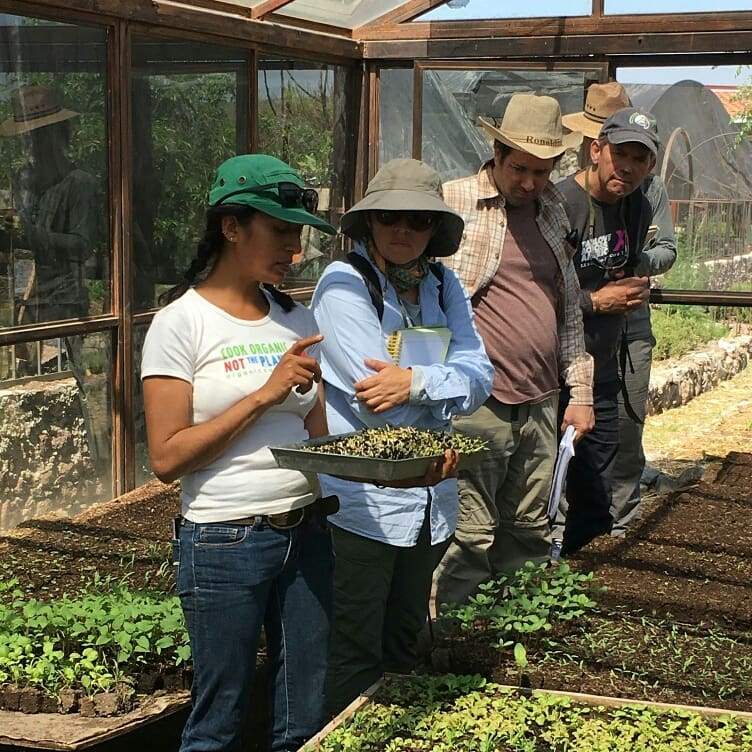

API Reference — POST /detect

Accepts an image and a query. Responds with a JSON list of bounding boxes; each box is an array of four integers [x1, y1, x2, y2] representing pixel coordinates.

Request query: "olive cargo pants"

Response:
[[434, 395, 557, 609]]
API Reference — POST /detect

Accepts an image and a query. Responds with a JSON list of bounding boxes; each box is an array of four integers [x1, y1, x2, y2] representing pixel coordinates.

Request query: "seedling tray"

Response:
[[270, 431, 489, 482]]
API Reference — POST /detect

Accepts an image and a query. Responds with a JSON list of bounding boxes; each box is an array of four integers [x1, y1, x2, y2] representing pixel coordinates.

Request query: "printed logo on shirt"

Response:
[[579, 229, 628, 268], [219, 340, 287, 377]]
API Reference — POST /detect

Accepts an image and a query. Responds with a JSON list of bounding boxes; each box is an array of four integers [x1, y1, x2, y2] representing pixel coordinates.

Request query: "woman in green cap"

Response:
[[141, 154, 336, 751], [311, 158, 493, 714]]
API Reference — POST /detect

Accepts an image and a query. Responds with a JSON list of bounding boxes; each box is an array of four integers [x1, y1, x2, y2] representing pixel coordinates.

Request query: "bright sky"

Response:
[[421, 0, 750, 86], [423, 0, 752, 18]]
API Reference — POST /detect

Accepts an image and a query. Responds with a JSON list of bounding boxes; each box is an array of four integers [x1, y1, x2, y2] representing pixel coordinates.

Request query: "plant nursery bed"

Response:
[[0, 690, 190, 750], [576, 451, 752, 628], [302, 674, 752, 751], [430, 453, 752, 718], [0, 480, 180, 600]]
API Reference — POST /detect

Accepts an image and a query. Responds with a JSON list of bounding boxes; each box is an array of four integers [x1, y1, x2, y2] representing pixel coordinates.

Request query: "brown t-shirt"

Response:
[[472, 201, 560, 405]]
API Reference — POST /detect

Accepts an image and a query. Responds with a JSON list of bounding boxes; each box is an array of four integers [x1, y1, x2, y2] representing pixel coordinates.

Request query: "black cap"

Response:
[[599, 107, 660, 156]]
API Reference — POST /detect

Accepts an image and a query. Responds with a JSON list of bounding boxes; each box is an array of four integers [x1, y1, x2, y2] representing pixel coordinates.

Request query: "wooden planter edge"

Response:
[[299, 674, 752, 750]]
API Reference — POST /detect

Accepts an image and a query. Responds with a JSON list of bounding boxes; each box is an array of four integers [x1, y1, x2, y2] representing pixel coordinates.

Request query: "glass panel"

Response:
[[420, 69, 588, 182], [258, 57, 350, 290], [379, 68, 413, 167], [0, 330, 113, 529], [133, 324, 151, 486], [606, 0, 751, 14], [131, 35, 248, 312], [614, 69, 752, 291], [277, 0, 408, 28], [419, 0, 591, 21], [0, 14, 109, 330], [617, 66, 752, 292]]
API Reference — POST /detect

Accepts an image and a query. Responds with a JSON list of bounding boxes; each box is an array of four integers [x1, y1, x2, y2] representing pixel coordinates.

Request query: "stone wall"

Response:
[[0, 378, 103, 530], [648, 335, 752, 416]]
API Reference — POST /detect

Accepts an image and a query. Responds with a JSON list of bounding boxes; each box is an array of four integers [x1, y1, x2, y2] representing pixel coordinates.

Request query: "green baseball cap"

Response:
[[208, 154, 336, 235]]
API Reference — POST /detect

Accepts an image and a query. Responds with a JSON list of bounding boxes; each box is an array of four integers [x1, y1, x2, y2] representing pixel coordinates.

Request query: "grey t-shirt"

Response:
[[558, 175, 652, 383], [628, 174, 678, 342]]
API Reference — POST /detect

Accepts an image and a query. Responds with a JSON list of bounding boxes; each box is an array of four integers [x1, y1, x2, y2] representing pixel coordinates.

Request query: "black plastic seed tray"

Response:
[[269, 431, 489, 482]]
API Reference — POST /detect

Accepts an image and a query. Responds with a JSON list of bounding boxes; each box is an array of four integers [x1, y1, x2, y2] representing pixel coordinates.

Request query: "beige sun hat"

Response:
[[0, 85, 79, 137], [340, 158, 464, 257], [479, 93, 582, 160], [561, 82, 631, 140]]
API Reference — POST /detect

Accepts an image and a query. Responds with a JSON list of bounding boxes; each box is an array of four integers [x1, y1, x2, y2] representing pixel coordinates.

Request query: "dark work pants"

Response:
[[557, 380, 619, 556], [610, 337, 653, 535]]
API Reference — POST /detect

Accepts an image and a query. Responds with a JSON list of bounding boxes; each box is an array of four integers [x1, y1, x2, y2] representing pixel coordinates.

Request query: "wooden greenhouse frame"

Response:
[[1, 0, 751, 501]]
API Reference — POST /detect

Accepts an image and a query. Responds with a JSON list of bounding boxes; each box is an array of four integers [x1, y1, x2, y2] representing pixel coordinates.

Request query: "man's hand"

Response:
[[591, 276, 649, 315], [354, 359, 412, 414], [561, 404, 595, 443]]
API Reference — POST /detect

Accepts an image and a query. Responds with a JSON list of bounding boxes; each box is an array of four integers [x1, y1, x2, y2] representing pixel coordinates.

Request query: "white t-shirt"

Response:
[[141, 288, 319, 522]]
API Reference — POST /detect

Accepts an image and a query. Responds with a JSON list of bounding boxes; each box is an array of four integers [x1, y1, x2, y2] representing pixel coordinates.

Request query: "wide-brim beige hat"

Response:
[[340, 158, 464, 258], [0, 85, 78, 137], [480, 93, 582, 160], [561, 82, 631, 140]]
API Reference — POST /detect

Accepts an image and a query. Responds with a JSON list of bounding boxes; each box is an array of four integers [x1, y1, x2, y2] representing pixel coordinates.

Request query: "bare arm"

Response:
[[144, 335, 323, 483], [303, 382, 329, 439]]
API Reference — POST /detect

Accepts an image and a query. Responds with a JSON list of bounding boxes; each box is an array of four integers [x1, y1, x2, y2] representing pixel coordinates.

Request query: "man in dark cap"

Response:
[[555, 107, 657, 556]]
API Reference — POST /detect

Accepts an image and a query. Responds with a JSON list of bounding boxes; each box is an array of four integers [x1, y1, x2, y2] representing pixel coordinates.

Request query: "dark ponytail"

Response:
[[159, 205, 295, 313]]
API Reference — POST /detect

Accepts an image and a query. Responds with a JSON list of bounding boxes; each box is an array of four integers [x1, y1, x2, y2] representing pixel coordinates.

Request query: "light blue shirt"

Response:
[[310, 245, 493, 547]]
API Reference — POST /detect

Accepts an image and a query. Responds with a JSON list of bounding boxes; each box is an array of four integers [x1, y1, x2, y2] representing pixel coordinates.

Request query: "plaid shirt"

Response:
[[442, 162, 593, 406]]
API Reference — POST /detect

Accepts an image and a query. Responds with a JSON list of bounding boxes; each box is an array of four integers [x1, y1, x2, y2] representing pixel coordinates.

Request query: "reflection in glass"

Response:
[[418, 69, 587, 181], [131, 36, 248, 312], [0, 15, 109, 329], [0, 331, 112, 529], [258, 57, 349, 289], [379, 68, 413, 167]]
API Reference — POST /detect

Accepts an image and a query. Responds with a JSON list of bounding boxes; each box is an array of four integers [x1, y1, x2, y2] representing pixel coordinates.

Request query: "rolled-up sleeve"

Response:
[[312, 266, 435, 428], [409, 269, 493, 421]]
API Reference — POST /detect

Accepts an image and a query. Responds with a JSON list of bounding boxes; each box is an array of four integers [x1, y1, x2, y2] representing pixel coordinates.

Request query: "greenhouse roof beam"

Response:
[[251, 0, 299, 20]]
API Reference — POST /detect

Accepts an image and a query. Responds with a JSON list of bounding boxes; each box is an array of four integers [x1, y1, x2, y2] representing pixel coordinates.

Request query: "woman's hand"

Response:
[[258, 335, 323, 406], [423, 449, 458, 485], [354, 358, 412, 413]]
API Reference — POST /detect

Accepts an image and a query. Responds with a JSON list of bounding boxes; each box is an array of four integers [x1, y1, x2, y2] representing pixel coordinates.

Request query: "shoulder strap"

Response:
[[262, 283, 295, 313], [429, 261, 446, 313], [346, 251, 384, 320]]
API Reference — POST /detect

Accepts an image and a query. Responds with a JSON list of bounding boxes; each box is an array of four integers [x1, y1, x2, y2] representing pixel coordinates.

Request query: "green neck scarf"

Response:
[[384, 254, 430, 293]]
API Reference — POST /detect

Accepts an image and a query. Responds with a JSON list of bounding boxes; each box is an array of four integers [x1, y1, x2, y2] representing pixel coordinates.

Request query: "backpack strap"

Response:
[[347, 251, 385, 321], [346, 252, 447, 320], [261, 283, 295, 313], [429, 262, 446, 314]]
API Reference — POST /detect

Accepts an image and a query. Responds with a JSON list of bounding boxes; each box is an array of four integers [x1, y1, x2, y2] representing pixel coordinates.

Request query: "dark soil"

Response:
[[0, 480, 180, 599], [433, 451, 752, 713]]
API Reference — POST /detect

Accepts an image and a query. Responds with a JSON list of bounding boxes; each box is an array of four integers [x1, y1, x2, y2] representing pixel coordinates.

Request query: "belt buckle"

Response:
[[267, 507, 305, 531]]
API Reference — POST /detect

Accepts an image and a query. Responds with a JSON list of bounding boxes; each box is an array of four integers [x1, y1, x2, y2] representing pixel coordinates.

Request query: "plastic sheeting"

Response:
[[380, 69, 588, 181], [626, 80, 752, 200]]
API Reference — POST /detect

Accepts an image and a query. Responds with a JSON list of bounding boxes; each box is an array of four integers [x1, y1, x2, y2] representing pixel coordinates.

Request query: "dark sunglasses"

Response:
[[220, 181, 319, 213], [373, 210, 437, 232]]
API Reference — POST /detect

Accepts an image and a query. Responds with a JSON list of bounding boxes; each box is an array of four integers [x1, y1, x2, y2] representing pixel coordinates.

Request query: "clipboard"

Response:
[[386, 326, 451, 367]]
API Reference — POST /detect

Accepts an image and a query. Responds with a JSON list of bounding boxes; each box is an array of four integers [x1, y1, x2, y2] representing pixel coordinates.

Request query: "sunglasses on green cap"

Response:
[[217, 181, 319, 214]]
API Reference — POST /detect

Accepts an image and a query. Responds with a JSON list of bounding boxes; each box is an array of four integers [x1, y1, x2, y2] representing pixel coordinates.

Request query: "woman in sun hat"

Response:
[[141, 154, 337, 751], [310, 158, 493, 715]]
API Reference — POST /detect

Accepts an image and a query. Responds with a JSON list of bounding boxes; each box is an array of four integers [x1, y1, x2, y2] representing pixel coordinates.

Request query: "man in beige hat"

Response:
[[434, 93, 595, 606], [562, 83, 677, 539]]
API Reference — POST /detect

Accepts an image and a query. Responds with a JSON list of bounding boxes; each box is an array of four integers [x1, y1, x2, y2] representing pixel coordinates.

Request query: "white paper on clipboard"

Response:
[[547, 425, 577, 522]]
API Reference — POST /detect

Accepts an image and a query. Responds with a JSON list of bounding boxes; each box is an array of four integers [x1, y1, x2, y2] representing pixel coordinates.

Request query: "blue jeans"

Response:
[[176, 512, 333, 752]]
